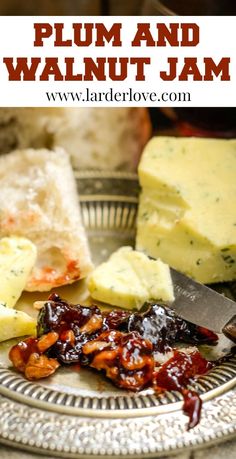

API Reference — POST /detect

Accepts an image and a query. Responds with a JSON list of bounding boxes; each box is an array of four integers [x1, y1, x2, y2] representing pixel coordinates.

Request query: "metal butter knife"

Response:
[[170, 268, 236, 343]]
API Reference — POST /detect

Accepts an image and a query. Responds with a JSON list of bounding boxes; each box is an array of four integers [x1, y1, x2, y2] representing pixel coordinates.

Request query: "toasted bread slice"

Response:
[[0, 148, 93, 291]]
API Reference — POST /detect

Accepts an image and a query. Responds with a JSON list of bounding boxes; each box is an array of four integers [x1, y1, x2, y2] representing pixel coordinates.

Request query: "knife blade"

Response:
[[170, 268, 236, 341]]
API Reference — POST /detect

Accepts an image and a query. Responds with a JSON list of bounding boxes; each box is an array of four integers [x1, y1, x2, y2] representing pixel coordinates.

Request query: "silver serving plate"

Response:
[[0, 171, 235, 458]]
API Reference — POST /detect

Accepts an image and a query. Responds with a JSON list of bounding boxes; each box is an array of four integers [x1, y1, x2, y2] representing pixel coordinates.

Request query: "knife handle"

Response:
[[222, 315, 236, 343]]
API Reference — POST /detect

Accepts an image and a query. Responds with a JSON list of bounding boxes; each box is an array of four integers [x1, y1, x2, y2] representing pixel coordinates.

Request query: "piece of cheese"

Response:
[[137, 136, 236, 283], [88, 246, 174, 310], [0, 237, 37, 308], [0, 304, 36, 342]]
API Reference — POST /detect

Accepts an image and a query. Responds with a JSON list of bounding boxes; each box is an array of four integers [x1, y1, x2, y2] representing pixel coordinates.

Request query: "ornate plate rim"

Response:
[[0, 357, 236, 418], [0, 389, 235, 458]]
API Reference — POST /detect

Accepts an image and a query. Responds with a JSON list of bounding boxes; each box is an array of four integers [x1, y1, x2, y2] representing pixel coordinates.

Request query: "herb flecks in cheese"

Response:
[[88, 246, 174, 310], [137, 136, 236, 284], [0, 237, 37, 308], [0, 305, 36, 342]]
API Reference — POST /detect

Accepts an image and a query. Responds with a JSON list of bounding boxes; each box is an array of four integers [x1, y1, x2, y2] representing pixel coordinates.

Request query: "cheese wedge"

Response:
[[137, 136, 236, 283], [0, 237, 37, 308], [88, 246, 174, 310], [0, 304, 36, 342]]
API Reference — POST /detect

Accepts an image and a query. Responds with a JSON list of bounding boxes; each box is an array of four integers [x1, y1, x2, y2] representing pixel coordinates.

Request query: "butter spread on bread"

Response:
[[0, 237, 36, 307], [137, 136, 236, 283], [88, 246, 174, 310], [0, 148, 93, 291]]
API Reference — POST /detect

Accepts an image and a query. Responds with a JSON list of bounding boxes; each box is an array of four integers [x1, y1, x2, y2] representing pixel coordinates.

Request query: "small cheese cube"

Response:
[[0, 304, 36, 342], [0, 237, 37, 308], [88, 246, 174, 310]]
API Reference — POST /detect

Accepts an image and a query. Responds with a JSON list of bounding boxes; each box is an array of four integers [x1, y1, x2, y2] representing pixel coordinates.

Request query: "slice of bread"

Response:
[[0, 148, 93, 291], [0, 108, 151, 171]]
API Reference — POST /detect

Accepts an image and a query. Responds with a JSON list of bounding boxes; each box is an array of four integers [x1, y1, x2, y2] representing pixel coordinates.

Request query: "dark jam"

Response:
[[37, 293, 103, 364], [182, 390, 202, 430], [127, 303, 218, 352], [153, 350, 213, 429], [83, 330, 154, 391], [10, 294, 219, 429]]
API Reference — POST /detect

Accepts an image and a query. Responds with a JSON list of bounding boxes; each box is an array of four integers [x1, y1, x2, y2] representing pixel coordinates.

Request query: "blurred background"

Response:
[[1, 0, 236, 15]]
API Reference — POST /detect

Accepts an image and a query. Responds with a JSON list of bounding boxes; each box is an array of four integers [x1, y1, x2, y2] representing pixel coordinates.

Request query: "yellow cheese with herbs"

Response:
[[0, 237, 37, 308], [0, 304, 36, 342], [137, 136, 236, 283], [88, 246, 174, 310]]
